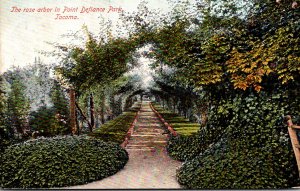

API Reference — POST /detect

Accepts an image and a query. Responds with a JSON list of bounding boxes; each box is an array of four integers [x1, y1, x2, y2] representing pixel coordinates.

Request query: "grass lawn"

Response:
[[151, 103, 199, 136], [89, 102, 141, 144]]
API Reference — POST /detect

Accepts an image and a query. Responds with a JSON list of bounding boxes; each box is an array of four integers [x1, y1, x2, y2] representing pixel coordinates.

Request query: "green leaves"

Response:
[[0, 136, 128, 188], [171, 92, 300, 189], [7, 75, 30, 137], [57, 30, 140, 91], [89, 102, 141, 144]]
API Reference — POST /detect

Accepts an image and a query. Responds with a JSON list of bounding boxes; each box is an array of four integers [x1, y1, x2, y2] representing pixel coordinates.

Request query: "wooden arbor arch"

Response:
[[285, 115, 300, 177]]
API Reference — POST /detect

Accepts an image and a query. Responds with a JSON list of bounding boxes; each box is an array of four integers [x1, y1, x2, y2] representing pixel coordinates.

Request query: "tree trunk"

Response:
[[75, 110, 80, 135], [75, 101, 93, 132], [109, 95, 115, 120], [100, 95, 105, 125], [201, 112, 208, 127], [79, 121, 83, 134], [199, 102, 209, 127], [90, 93, 95, 130], [173, 97, 176, 113], [100, 107, 105, 125], [69, 89, 77, 135]]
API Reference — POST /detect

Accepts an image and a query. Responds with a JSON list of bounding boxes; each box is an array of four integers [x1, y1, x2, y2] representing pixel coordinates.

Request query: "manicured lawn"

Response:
[[151, 103, 199, 136], [89, 102, 141, 144]]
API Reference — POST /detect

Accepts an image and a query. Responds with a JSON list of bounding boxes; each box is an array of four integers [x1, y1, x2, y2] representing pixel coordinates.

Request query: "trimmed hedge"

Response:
[[168, 93, 300, 188], [167, 135, 202, 161], [151, 102, 206, 161], [0, 136, 128, 188], [151, 102, 225, 161], [166, 107, 227, 161], [151, 103, 199, 136], [177, 146, 294, 189], [89, 102, 141, 144], [177, 131, 297, 189]]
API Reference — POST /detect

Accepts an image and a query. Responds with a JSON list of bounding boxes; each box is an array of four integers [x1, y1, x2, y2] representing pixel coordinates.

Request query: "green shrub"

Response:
[[90, 111, 136, 143], [167, 135, 202, 161], [152, 103, 199, 136], [166, 103, 230, 161], [173, 93, 300, 188], [0, 136, 128, 188], [30, 106, 69, 136], [152, 102, 208, 161], [89, 102, 141, 144], [178, 131, 298, 189], [0, 137, 25, 152], [177, 146, 295, 189]]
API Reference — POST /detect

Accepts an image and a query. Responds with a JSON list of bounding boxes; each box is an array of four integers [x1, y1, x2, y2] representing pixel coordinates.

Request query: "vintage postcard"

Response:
[[0, 0, 299, 189]]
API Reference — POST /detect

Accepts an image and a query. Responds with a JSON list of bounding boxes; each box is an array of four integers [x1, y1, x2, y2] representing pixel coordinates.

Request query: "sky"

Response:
[[0, 0, 171, 73]]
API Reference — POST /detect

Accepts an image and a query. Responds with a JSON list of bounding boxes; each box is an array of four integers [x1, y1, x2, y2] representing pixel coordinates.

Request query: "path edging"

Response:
[[149, 102, 178, 137], [120, 103, 141, 148]]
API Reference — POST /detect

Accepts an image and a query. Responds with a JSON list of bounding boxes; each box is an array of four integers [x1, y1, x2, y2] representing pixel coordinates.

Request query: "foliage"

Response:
[[29, 106, 69, 137], [0, 76, 13, 151], [167, 135, 202, 161], [0, 136, 128, 188], [150, 72, 199, 120], [40, 0, 299, 189], [226, 10, 300, 91], [174, 92, 300, 189], [144, 0, 300, 93], [4, 60, 54, 110], [141, 1, 300, 188], [7, 75, 30, 137], [50, 80, 70, 134], [177, 145, 295, 189], [75, 75, 142, 132], [89, 102, 141, 144], [29, 106, 56, 136], [56, 31, 140, 91], [152, 103, 199, 136], [166, 102, 230, 161], [4, 67, 70, 137]]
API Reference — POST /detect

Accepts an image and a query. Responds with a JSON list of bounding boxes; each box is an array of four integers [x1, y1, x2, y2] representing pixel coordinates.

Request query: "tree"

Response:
[[7, 76, 30, 137], [0, 75, 14, 150], [29, 104, 56, 136], [4, 59, 54, 111], [29, 80, 70, 136], [50, 80, 70, 134]]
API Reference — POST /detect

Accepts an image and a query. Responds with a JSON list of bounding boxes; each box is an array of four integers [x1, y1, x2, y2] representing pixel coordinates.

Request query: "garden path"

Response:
[[67, 101, 182, 189]]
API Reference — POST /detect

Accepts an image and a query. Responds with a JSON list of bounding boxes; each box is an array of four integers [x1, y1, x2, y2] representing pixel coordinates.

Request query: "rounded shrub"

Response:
[[177, 142, 297, 189], [167, 102, 231, 161], [171, 93, 300, 189], [167, 135, 203, 161], [0, 136, 128, 188]]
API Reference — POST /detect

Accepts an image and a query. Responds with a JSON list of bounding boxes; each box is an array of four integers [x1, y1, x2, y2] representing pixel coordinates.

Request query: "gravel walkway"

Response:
[[67, 101, 182, 189]]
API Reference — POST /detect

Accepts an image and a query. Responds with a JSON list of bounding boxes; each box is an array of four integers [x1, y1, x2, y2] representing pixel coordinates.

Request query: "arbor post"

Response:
[[69, 89, 77, 135], [285, 115, 300, 177], [90, 93, 95, 131]]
